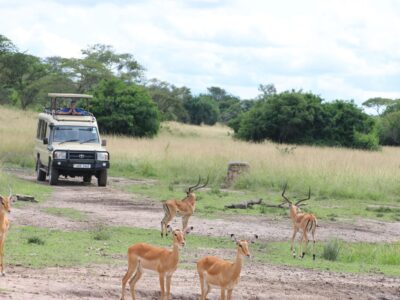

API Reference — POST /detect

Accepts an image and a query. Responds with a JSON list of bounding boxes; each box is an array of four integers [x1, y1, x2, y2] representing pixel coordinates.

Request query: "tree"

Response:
[[378, 111, 400, 145], [237, 91, 324, 143], [258, 83, 277, 99], [205, 86, 241, 123], [234, 91, 378, 149], [91, 79, 160, 137], [22, 74, 77, 108], [58, 44, 144, 93], [145, 79, 191, 122], [184, 95, 220, 125], [0, 34, 17, 54], [321, 100, 377, 149], [0, 52, 47, 109], [362, 97, 393, 115]]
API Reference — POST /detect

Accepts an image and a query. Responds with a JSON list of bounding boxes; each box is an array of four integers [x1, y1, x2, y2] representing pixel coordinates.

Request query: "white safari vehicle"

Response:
[[34, 93, 110, 186]]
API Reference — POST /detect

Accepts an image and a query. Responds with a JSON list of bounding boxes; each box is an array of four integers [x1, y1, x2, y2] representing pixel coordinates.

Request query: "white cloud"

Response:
[[1, 0, 400, 103]]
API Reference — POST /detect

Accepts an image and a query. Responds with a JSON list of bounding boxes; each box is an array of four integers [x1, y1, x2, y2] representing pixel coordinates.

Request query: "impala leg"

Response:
[[290, 229, 298, 258], [121, 256, 139, 300], [161, 203, 170, 237], [128, 267, 142, 300], [205, 284, 211, 299], [221, 288, 226, 300], [182, 215, 190, 232], [301, 231, 309, 258], [166, 275, 172, 300], [198, 271, 205, 300], [312, 221, 317, 261], [227, 289, 233, 300], [159, 273, 166, 300], [0, 239, 4, 276]]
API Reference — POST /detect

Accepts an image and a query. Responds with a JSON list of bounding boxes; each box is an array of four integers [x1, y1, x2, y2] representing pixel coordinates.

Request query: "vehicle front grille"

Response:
[[68, 151, 95, 160]]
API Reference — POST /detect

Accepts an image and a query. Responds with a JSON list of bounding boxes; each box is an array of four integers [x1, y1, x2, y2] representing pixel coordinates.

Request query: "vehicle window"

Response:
[[36, 120, 41, 139], [37, 120, 47, 139], [52, 126, 99, 144]]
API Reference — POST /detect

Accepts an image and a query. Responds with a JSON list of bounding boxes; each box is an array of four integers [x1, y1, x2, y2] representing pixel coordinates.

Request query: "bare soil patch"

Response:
[[4, 170, 400, 299], [11, 172, 400, 243], [1, 263, 399, 300]]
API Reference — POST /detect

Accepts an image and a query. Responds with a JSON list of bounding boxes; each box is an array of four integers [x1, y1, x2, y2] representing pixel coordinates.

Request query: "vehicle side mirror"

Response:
[[43, 137, 48, 145], [101, 139, 107, 147]]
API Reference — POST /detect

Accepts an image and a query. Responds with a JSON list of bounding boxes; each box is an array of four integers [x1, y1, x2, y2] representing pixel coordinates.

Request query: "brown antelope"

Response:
[[160, 176, 208, 237], [281, 183, 317, 260], [121, 226, 190, 300], [197, 234, 258, 300], [0, 187, 12, 276]]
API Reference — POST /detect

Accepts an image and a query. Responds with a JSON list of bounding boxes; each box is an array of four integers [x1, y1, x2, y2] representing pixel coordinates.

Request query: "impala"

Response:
[[281, 183, 317, 260], [197, 234, 258, 300], [0, 187, 12, 276], [121, 226, 190, 300], [160, 176, 208, 237]]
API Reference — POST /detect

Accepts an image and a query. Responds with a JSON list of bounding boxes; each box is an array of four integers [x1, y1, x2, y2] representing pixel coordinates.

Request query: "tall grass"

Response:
[[0, 106, 37, 168], [2, 105, 400, 203]]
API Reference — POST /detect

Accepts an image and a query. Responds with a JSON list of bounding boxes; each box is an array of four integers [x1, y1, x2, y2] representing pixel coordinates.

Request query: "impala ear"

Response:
[[167, 224, 174, 233], [251, 234, 259, 244], [185, 226, 193, 235], [230, 234, 238, 243]]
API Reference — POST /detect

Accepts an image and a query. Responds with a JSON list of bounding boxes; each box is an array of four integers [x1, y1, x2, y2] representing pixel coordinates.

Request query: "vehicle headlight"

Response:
[[53, 151, 67, 159], [96, 152, 109, 161]]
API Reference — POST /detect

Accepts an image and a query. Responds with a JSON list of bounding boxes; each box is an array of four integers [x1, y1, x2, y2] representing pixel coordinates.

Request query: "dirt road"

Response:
[[1, 172, 399, 299]]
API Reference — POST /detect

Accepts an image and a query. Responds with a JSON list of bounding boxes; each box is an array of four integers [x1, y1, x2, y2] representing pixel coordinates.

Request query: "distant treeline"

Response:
[[1, 34, 399, 149]]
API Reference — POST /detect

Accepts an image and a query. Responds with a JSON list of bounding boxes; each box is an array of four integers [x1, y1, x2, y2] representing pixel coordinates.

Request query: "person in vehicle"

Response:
[[57, 100, 88, 115]]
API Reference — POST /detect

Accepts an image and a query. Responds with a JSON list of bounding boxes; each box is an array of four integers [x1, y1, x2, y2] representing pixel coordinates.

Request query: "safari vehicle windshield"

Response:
[[52, 126, 99, 144]]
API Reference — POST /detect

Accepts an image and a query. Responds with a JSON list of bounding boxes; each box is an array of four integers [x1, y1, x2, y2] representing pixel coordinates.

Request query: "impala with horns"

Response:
[[121, 226, 191, 300], [0, 187, 13, 276], [281, 183, 317, 260], [160, 176, 209, 237], [197, 233, 258, 300]]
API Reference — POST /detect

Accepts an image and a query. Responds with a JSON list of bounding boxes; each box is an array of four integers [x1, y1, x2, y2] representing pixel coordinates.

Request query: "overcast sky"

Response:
[[1, 0, 400, 104]]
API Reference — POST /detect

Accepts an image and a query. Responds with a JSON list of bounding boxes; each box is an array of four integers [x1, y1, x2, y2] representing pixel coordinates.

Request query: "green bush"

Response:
[[27, 236, 45, 245], [323, 239, 341, 261], [92, 79, 160, 137], [353, 131, 380, 150]]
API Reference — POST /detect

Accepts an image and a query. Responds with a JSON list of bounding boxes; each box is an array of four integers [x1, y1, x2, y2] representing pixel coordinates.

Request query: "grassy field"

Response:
[[5, 226, 400, 277], [1, 105, 400, 221], [0, 170, 51, 205]]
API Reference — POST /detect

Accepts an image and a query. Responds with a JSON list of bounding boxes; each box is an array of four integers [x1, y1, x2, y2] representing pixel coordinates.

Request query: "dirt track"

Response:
[[1, 172, 400, 299]]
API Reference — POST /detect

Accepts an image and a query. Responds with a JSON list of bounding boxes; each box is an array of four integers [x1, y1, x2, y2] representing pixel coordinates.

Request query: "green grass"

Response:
[[43, 207, 87, 221], [5, 226, 400, 277], [117, 180, 400, 222], [0, 171, 51, 207], [258, 240, 400, 277]]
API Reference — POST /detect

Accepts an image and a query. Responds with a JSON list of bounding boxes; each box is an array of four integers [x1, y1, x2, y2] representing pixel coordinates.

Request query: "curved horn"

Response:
[[192, 175, 209, 191], [281, 183, 291, 204], [295, 187, 311, 206], [187, 176, 202, 192]]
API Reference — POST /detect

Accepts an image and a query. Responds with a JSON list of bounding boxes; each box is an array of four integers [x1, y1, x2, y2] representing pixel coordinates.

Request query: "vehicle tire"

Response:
[[48, 163, 59, 186], [36, 159, 46, 182], [97, 169, 107, 187], [83, 175, 92, 183]]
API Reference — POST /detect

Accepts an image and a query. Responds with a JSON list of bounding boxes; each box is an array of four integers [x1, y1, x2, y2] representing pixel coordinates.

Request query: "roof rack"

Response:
[[48, 93, 93, 99]]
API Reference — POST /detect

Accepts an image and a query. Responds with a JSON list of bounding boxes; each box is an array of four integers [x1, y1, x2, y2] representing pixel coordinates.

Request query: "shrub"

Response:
[[27, 236, 45, 245], [322, 239, 341, 261], [92, 79, 160, 137]]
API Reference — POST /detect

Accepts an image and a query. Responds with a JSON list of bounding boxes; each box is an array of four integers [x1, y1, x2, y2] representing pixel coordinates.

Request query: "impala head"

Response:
[[186, 175, 209, 196], [167, 226, 191, 248], [281, 183, 311, 212], [230, 234, 258, 257], [0, 186, 13, 214]]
